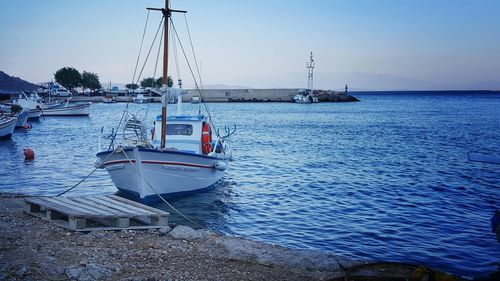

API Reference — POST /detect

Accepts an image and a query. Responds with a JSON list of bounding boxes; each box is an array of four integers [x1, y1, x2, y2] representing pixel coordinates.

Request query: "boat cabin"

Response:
[[152, 114, 213, 155]]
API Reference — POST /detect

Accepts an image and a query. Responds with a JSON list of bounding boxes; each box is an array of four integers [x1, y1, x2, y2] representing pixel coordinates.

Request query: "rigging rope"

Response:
[[169, 18, 221, 139], [184, 13, 203, 89], [135, 17, 164, 86], [131, 10, 150, 85]]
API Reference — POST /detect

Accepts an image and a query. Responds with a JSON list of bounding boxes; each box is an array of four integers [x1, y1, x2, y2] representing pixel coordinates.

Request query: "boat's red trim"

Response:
[[142, 160, 213, 168], [102, 159, 212, 169]]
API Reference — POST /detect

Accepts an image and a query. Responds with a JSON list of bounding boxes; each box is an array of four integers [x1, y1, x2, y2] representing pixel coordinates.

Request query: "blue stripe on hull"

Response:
[[115, 182, 219, 204]]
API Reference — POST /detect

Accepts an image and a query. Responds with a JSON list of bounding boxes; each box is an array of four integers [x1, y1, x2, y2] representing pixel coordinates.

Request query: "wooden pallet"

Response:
[[25, 195, 169, 231]]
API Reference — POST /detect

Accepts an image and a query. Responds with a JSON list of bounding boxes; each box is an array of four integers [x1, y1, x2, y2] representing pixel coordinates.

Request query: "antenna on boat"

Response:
[[306, 52, 315, 92], [147, 0, 187, 149]]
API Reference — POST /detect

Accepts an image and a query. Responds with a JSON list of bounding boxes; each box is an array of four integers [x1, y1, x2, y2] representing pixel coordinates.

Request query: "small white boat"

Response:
[[13, 93, 43, 120], [133, 94, 148, 104], [42, 99, 91, 116], [0, 104, 29, 127], [0, 115, 17, 140], [96, 1, 234, 200], [293, 89, 319, 103], [190, 96, 201, 103], [103, 95, 116, 103]]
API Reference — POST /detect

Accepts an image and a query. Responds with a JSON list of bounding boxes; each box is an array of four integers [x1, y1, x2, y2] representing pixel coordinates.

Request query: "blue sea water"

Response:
[[1, 91, 499, 277]]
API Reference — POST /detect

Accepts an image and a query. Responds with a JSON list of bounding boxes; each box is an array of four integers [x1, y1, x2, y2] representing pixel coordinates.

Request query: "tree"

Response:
[[125, 83, 139, 90], [155, 76, 173, 88], [54, 67, 81, 91], [141, 76, 173, 88], [140, 77, 156, 88], [81, 71, 101, 93]]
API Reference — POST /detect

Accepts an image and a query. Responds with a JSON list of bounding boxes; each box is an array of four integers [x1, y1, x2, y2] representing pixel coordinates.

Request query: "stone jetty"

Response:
[[71, 88, 360, 103]]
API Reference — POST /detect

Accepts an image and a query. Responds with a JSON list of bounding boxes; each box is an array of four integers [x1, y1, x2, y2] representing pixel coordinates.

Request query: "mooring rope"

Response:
[[119, 147, 204, 228], [55, 148, 119, 197]]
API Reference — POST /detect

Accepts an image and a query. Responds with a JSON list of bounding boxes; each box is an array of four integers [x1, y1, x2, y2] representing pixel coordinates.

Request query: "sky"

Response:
[[1, 0, 500, 90]]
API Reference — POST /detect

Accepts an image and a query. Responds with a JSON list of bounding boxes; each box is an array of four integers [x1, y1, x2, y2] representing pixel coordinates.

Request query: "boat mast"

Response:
[[147, 0, 186, 149]]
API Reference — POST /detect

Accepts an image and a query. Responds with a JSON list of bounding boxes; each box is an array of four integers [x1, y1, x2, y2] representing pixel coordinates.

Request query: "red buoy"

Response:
[[23, 148, 35, 161]]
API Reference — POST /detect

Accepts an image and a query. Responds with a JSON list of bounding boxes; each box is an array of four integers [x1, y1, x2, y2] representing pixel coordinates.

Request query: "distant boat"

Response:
[[0, 115, 17, 140], [293, 52, 319, 104], [42, 99, 91, 116], [102, 95, 116, 103], [133, 94, 149, 104], [293, 89, 318, 103], [0, 104, 29, 127], [190, 96, 201, 103], [13, 93, 43, 120]]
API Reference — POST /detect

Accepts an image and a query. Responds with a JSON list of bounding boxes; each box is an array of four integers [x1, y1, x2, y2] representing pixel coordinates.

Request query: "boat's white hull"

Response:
[[15, 109, 29, 127], [0, 117, 17, 139], [28, 108, 42, 119], [96, 147, 228, 199], [42, 103, 91, 116]]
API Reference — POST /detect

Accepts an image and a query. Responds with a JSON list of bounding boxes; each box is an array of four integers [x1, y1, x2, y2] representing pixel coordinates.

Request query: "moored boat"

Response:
[[0, 115, 17, 140], [42, 99, 91, 116], [96, 1, 234, 200]]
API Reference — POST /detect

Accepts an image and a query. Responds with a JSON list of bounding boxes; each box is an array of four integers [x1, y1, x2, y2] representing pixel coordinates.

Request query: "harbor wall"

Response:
[[71, 88, 359, 103], [183, 88, 300, 102]]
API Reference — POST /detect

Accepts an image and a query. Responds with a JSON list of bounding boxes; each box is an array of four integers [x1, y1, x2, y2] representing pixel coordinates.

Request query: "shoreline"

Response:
[[0, 192, 465, 280]]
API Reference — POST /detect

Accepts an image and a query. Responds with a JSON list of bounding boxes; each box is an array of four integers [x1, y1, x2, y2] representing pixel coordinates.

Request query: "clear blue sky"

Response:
[[1, 0, 499, 90]]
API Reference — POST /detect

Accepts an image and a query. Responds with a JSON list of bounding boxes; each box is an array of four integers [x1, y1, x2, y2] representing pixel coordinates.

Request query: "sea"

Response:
[[1, 91, 499, 278]]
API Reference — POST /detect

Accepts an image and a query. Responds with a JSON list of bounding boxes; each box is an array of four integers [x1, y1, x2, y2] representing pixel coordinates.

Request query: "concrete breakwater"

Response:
[[184, 88, 359, 102], [72, 88, 359, 103]]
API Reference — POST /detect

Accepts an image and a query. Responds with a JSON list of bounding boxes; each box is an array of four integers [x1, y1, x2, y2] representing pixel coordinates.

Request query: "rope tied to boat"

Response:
[[119, 147, 204, 228], [54, 147, 120, 197]]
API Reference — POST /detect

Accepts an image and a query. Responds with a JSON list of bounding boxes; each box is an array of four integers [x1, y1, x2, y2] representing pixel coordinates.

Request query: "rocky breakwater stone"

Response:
[[214, 236, 364, 272], [168, 225, 203, 240]]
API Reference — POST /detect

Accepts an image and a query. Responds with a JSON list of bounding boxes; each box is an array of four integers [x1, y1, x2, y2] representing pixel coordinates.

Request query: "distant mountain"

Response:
[[0, 71, 39, 94]]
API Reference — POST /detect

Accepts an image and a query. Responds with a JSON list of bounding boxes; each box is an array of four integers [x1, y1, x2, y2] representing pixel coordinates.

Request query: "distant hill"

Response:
[[0, 71, 39, 94]]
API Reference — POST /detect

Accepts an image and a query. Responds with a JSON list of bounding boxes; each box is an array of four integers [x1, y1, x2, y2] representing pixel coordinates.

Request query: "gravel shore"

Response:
[[0, 193, 361, 281]]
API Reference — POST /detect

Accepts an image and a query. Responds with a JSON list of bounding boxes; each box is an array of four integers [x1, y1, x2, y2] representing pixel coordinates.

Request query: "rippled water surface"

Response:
[[1, 92, 499, 277]]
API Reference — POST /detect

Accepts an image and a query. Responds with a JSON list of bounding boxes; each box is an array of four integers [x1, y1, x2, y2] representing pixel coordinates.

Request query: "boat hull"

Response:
[[96, 147, 228, 199], [0, 117, 17, 140], [15, 109, 29, 127], [28, 108, 42, 120], [42, 103, 91, 116]]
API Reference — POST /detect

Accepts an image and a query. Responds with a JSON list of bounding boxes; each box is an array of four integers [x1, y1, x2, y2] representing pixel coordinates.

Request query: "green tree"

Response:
[[141, 76, 173, 88], [140, 77, 156, 88], [54, 67, 81, 91], [81, 71, 101, 93], [155, 76, 173, 88], [125, 83, 139, 90]]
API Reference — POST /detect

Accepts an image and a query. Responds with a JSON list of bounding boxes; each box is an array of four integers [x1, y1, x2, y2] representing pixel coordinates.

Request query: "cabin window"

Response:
[[166, 124, 193, 136]]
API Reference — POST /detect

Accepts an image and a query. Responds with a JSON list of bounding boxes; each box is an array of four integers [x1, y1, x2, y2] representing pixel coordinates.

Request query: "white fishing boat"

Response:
[[190, 96, 201, 103], [133, 94, 148, 104], [96, 1, 234, 200], [0, 115, 17, 140], [293, 52, 319, 103], [42, 98, 91, 116], [0, 104, 29, 127], [103, 95, 116, 103], [13, 93, 43, 120]]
